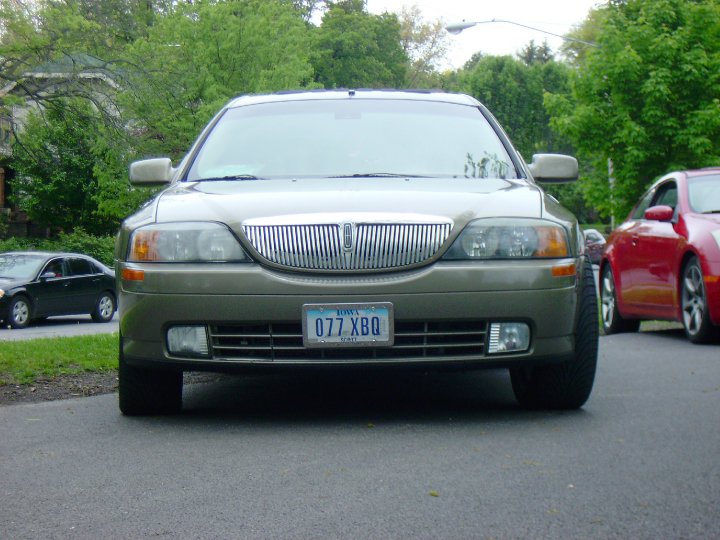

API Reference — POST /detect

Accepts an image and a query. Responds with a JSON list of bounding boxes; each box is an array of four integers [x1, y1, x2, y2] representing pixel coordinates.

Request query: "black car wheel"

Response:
[[600, 264, 640, 334], [91, 292, 116, 323], [9, 296, 31, 329], [681, 257, 718, 344], [118, 336, 183, 415], [510, 260, 599, 410]]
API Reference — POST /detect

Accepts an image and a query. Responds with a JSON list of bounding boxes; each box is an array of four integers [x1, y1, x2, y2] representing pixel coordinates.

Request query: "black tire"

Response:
[[510, 260, 599, 410], [91, 291, 116, 323], [681, 257, 719, 344], [118, 337, 183, 416], [600, 264, 640, 334], [8, 296, 31, 329]]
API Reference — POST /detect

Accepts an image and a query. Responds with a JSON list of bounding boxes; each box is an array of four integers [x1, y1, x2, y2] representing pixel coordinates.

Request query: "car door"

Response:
[[66, 257, 101, 313], [30, 257, 72, 317], [625, 180, 682, 317]]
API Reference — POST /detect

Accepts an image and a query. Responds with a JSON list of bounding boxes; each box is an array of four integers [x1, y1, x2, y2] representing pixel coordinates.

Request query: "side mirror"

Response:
[[129, 158, 175, 186], [528, 154, 578, 183], [40, 272, 57, 280], [644, 205, 674, 222]]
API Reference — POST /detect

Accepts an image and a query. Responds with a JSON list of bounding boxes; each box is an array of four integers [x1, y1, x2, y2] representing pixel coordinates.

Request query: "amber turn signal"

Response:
[[121, 268, 145, 281]]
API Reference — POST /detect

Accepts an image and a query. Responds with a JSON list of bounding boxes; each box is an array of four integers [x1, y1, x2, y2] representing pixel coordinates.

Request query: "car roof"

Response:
[[1, 251, 96, 259], [684, 167, 720, 178], [225, 89, 481, 109]]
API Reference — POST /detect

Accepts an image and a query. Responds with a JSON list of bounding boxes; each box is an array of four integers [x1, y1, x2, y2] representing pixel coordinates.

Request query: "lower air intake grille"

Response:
[[209, 321, 487, 362]]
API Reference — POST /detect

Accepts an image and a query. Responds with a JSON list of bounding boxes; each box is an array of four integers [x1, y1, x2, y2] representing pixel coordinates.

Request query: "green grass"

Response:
[[0, 333, 117, 385]]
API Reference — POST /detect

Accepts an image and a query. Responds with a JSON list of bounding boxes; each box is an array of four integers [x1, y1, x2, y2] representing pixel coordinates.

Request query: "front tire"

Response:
[[119, 337, 183, 415], [681, 257, 718, 344], [600, 264, 640, 334], [91, 292, 116, 323], [510, 260, 599, 410], [8, 296, 31, 329]]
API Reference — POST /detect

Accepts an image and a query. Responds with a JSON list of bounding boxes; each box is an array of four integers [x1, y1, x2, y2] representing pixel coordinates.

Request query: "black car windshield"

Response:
[[688, 174, 720, 213], [185, 99, 519, 181], [0, 254, 46, 280]]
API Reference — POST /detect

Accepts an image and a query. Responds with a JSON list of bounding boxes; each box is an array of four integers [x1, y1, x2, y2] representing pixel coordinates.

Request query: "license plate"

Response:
[[302, 303, 394, 348]]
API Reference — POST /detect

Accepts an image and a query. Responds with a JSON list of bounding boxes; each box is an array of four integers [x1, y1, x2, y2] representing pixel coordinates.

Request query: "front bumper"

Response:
[[118, 259, 581, 370]]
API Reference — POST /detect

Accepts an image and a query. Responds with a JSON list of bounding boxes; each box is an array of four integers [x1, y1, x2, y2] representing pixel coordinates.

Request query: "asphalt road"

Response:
[[1, 327, 719, 539], [0, 314, 118, 341]]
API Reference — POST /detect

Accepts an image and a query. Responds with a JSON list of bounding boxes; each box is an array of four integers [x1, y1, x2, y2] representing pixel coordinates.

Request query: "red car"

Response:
[[600, 168, 720, 343]]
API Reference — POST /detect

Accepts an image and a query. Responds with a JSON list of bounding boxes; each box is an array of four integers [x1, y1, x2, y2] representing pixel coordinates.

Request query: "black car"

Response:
[[0, 251, 117, 329]]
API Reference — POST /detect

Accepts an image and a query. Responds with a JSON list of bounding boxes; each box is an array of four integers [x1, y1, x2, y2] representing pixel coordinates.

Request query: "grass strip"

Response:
[[0, 333, 117, 385]]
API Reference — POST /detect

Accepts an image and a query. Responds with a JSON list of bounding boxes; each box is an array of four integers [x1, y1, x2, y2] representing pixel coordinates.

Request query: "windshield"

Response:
[[186, 99, 519, 181], [0, 253, 46, 280], [688, 174, 720, 213]]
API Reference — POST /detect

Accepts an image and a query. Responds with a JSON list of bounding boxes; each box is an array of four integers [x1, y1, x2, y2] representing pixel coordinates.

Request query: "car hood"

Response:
[[154, 177, 549, 229], [0, 277, 25, 290]]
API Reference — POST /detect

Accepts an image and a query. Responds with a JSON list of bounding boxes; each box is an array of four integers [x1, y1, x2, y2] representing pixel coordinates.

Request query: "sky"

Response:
[[365, 0, 602, 69]]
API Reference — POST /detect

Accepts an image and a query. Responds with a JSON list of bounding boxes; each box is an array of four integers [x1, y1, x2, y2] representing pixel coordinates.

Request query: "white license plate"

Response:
[[302, 303, 394, 348]]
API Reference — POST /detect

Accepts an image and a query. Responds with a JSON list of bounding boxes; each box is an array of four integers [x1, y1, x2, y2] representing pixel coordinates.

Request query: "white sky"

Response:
[[365, 0, 602, 68]]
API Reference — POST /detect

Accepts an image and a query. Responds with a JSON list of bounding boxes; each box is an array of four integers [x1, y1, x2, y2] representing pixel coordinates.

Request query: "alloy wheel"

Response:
[[12, 299, 30, 327], [600, 270, 616, 330], [682, 262, 706, 338]]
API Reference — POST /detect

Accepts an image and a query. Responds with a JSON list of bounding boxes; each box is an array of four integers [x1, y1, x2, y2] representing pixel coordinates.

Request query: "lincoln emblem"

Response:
[[343, 222, 353, 250]]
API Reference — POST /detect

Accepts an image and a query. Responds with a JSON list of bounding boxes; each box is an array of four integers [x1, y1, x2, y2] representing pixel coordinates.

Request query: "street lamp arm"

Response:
[[445, 19, 597, 47]]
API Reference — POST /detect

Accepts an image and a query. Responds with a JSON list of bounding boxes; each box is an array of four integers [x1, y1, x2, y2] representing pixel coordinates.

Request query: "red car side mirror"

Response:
[[644, 205, 674, 222]]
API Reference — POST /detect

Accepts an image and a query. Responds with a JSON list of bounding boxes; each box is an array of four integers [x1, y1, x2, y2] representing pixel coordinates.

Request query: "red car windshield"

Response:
[[688, 174, 720, 214]]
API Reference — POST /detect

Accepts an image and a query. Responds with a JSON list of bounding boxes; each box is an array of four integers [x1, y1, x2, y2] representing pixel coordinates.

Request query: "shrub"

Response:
[[0, 229, 116, 267]]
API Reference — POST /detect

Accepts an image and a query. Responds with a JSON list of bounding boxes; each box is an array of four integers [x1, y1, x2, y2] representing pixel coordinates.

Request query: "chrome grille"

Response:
[[209, 321, 487, 362], [242, 222, 452, 270]]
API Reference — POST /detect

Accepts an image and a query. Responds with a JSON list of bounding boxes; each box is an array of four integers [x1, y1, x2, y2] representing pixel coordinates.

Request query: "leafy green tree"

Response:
[[124, 0, 316, 159], [398, 5, 449, 88], [518, 40, 554, 66], [10, 100, 105, 234], [461, 54, 572, 159], [547, 0, 720, 220], [311, 0, 408, 88]]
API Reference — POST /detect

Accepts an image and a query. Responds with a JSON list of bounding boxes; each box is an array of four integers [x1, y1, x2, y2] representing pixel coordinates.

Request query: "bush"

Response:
[[0, 229, 116, 267]]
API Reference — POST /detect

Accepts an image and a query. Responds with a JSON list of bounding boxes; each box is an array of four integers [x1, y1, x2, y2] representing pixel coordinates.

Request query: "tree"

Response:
[[461, 54, 572, 159], [311, 0, 408, 88], [398, 5, 449, 88], [518, 40, 554, 65], [9, 99, 142, 235], [124, 0, 316, 159], [547, 0, 720, 220]]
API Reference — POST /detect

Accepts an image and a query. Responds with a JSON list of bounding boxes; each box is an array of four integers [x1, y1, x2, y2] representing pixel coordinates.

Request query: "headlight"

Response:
[[0, 289, 5, 299], [443, 218, 570, 259], [128, 222, 250, 262]]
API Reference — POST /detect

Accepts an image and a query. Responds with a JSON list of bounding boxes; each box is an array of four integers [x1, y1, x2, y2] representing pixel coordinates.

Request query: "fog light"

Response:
[[488, 322, 530, 354], [167, 326, 210, 357]]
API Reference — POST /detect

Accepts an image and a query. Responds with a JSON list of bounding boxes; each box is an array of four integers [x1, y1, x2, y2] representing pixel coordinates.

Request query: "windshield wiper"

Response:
[[702, 209, 720, 214], [193, 174, 263, 182], [329, 173, 430, 178]]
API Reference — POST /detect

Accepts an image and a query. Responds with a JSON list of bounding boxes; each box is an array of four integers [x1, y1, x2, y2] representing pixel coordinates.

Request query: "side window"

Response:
[[631, 188, 655, 220], [43, 258, 66, 278], [653, 181, 677, 209], [68, 257, 93, 276]]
